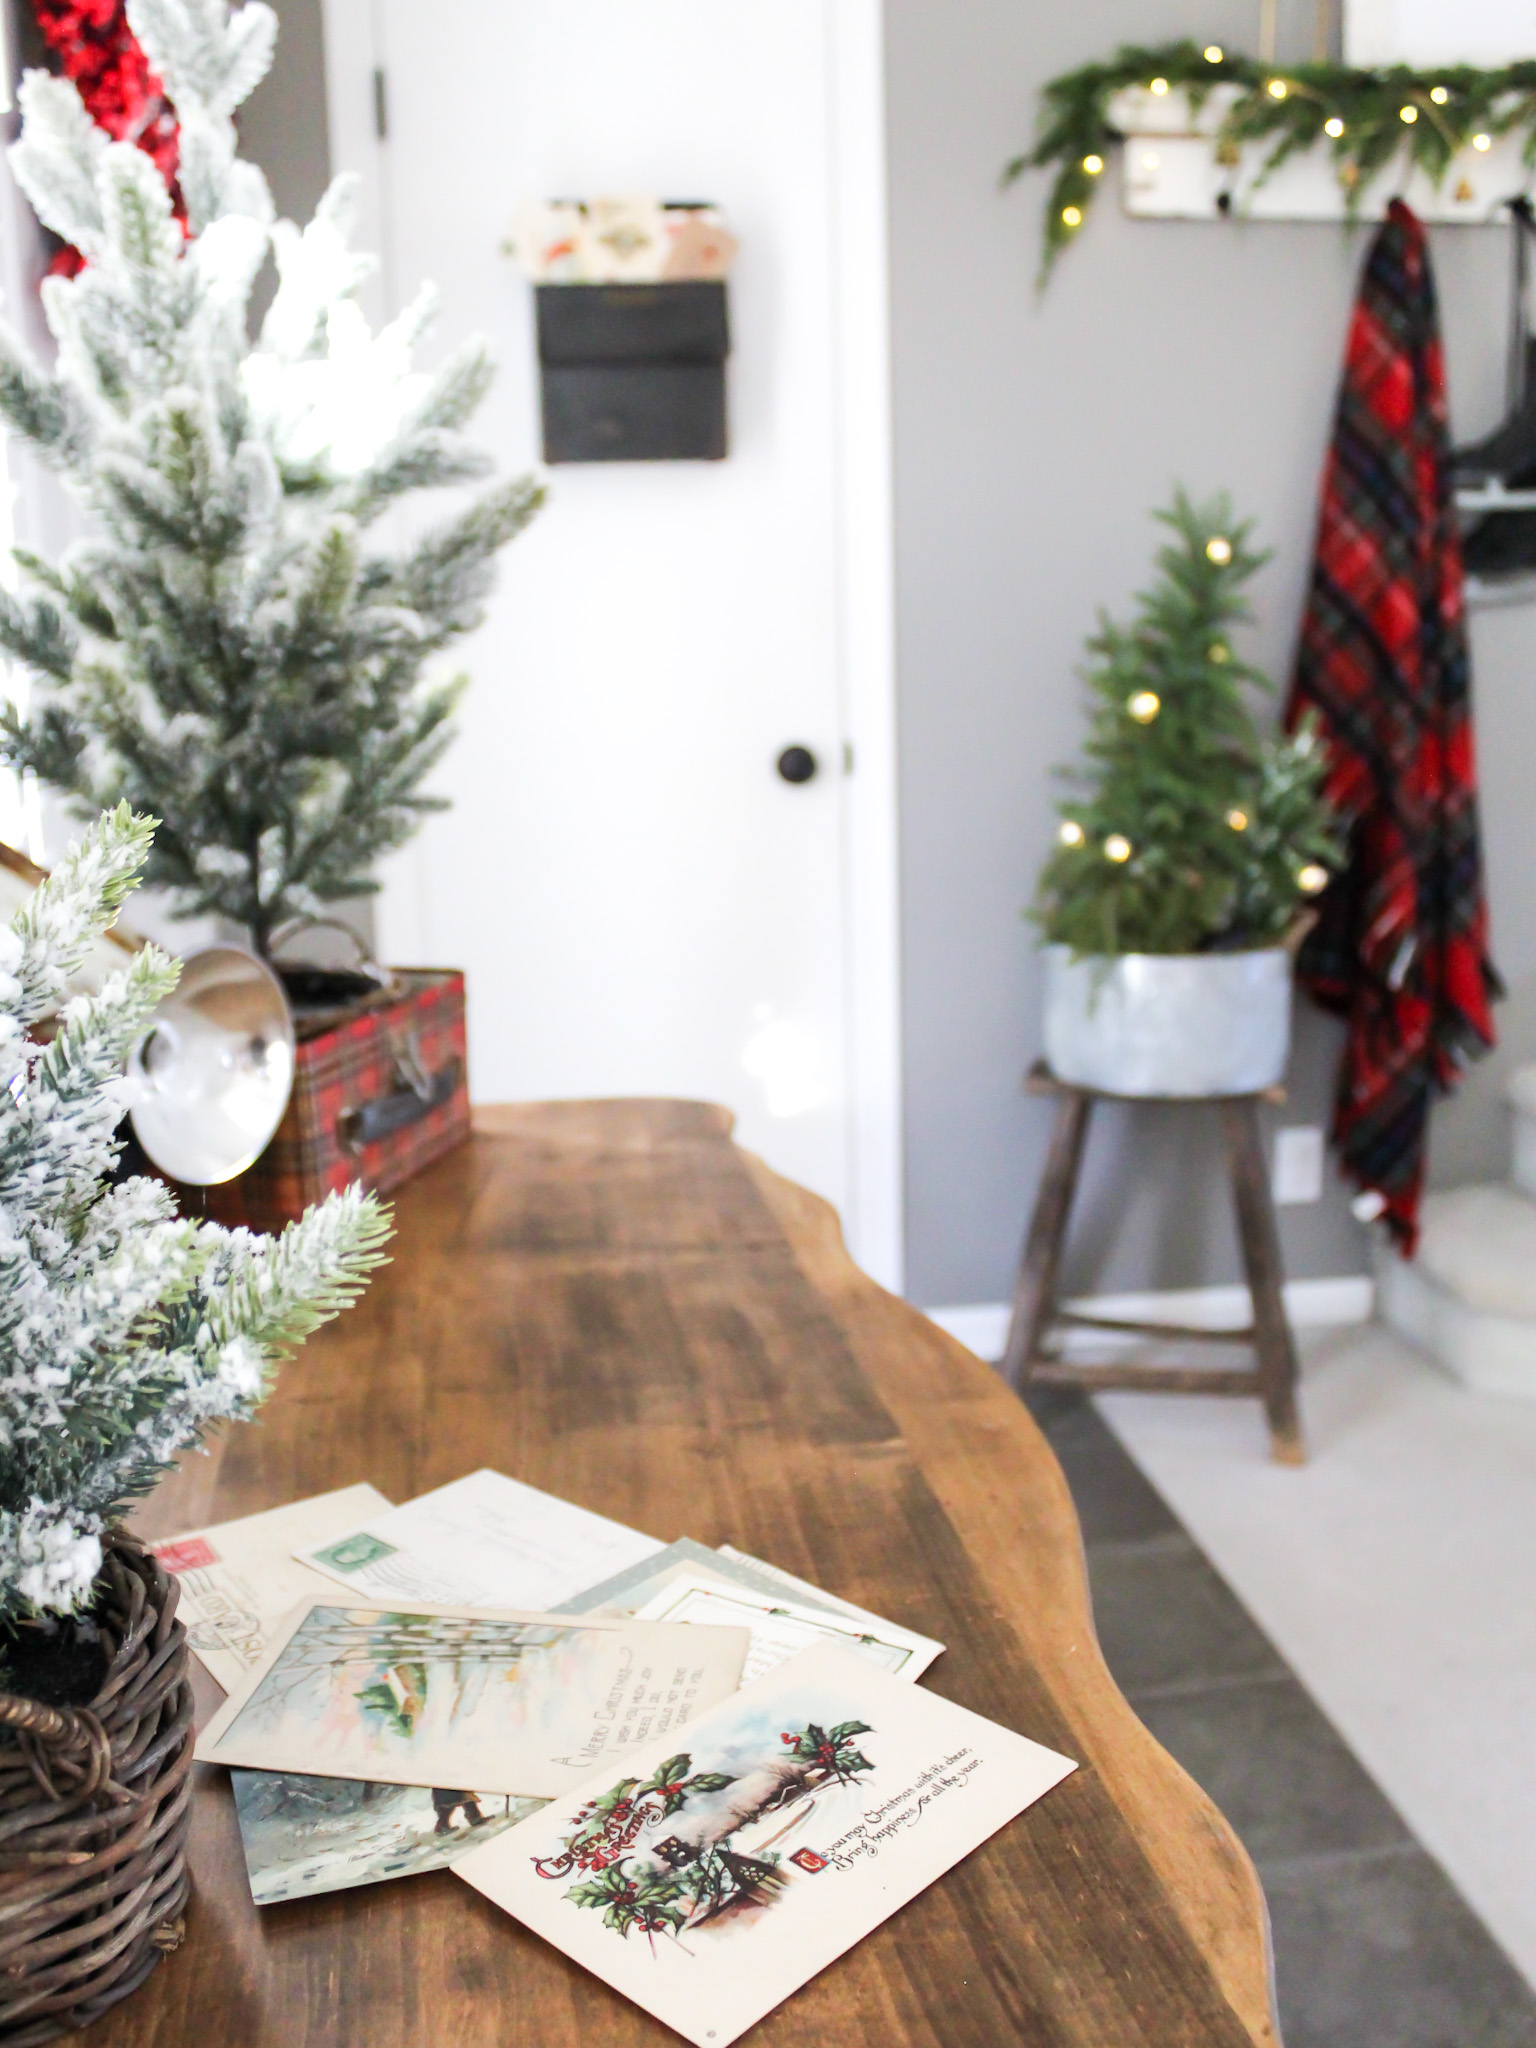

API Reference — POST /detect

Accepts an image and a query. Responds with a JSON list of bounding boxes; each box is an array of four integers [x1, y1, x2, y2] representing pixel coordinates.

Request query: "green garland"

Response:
[[1010, 39, 1536, 278]]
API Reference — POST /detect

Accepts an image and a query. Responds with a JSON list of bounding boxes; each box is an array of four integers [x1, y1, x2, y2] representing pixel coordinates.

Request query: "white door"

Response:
[[321, 0, 901, 1283]]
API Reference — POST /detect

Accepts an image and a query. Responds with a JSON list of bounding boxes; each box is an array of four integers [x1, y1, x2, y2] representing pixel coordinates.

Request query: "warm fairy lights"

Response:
[[1083, 153, 1104, 173], [1104, 834, 1133, 863], [1226, 808, 1249, 831], [1020, 45, 1536, 282], [1059, 819, 1086, 847], [1206, 536, 1232, 564], [1127, 690, 1161, 722], [1297, 863, 1329, 894], [1062, 205, 1082, 226]]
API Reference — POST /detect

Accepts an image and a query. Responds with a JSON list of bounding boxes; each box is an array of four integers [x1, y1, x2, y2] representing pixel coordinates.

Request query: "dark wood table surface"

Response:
[[114, 1100, 1278, 2048]]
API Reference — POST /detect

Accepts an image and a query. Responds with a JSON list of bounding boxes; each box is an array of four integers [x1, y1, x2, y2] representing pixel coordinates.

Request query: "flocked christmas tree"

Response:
[[0, 0, 542, 956], [1035, 491, 1339, 957], [0, 805, 389, 1621]]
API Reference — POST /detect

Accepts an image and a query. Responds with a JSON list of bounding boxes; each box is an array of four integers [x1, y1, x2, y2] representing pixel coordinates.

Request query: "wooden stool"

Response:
[[1002, 1063, 1305, 1465]]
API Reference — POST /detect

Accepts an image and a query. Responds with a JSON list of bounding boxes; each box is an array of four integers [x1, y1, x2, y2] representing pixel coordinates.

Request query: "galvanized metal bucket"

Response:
[[1042, 944, 1292, 1097]]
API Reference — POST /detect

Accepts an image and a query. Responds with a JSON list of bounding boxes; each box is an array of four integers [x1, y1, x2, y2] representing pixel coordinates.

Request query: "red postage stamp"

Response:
[[153, 1537, 218, 1574]]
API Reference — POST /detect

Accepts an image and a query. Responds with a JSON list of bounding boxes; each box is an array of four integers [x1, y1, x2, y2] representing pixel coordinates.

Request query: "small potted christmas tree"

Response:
[[1034, 492, 1338, 1096], [0, 804, 389, 2030], [0, 0, 542, 1222]]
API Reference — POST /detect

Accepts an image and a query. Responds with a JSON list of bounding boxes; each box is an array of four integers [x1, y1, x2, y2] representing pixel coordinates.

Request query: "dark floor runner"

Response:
[[1024, 1385, 1536, 2048]]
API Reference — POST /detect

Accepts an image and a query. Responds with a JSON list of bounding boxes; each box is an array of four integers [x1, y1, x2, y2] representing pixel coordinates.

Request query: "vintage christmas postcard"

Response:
[[454, 1641, 1077, 2046], [197, 1602, 748, 1797], [231, 1769, 548, 1905], [552, 1537, 866, 1621], [555, 1539, 945, 1682], [631, 1570, 942, 1684]]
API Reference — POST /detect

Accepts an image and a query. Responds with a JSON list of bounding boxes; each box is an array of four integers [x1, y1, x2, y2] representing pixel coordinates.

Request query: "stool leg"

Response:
[[1001, 1089, 1091, 1388], [1220, 1097, 1306, 1465]]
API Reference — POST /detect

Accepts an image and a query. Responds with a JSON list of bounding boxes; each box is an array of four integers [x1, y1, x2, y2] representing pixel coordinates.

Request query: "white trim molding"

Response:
[[828, 0, 903, 1294], [925, 1277, 1376, 1365]]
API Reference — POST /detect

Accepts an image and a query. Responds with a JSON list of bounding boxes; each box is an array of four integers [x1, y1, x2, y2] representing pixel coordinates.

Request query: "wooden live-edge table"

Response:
[[114, 1101, 1278, 2048]]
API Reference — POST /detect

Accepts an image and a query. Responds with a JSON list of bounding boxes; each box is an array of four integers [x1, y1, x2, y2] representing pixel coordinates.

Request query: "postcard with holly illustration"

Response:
[[197, 1602, 748, 1797], [152, 1484, 393, 1692], [454, 1641, 1077, 2046]]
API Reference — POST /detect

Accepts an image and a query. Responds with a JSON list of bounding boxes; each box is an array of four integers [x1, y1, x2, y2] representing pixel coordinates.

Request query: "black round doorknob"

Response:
[[776, 745, 818, 785]]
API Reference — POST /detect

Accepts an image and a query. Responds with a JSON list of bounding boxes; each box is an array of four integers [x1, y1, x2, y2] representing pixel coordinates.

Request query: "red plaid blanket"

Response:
[[1286, 199, 1499, 1253]]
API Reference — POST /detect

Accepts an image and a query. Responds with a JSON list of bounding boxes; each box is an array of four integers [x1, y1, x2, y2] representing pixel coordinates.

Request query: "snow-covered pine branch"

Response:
[[0, 0, 543, 956], [0, 806, 391, 1619]]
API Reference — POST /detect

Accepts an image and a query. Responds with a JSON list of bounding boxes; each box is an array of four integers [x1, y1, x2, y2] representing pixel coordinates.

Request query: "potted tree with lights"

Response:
[[0, 0, 542, 1226], [1034, 491, 1339, 1096]]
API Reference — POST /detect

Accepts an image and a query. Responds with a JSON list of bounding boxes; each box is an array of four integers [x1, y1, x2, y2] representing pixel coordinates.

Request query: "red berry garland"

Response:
[[30, 0, 181, 271]]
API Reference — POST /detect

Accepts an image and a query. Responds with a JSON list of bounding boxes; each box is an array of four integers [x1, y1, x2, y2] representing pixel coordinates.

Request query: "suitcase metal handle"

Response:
[[337, 1051, 462, 1156]]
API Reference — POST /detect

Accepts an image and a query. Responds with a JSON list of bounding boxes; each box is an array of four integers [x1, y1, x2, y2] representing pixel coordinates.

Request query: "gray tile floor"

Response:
[[1024, 1385, 1536, 2048]]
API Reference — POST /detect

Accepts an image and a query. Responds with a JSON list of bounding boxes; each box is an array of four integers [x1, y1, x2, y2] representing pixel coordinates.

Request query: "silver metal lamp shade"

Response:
[[129, 948, 295, 1185]]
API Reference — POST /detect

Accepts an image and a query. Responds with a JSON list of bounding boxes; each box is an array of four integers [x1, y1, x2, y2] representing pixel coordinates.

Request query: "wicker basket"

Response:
[[0, 1538, 193, 2043]]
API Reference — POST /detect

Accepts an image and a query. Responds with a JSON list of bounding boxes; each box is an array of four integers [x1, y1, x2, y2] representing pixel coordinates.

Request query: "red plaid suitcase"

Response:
[[192, 968, 470, 1233]]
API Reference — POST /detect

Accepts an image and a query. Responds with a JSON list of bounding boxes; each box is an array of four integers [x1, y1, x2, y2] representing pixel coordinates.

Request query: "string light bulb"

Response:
[[1324, 116, 1345, 138], [1400, 104, 1418, 123], [1062, 205, 1082, 226], [1474, 132, 1492, 151], [1226, 808, 1249, 832], [1083, 154, 1104, 174], [1058, 820, 1085, 847], [1297, 862, 1329, 895], [1206, 536, 1232, 564], [1127, 690, 1161, 722], [1267, 78, 1288, 99], [1150, 76, 1170, 95], [1209, 641, 1230, 663], [1204, 44, 1224, 62], [1430, 85, 1449, 104], [1104, 834, 1133, 863]]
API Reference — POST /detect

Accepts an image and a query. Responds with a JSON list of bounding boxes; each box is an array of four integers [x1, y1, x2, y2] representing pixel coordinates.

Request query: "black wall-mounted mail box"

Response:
[[534, 281, 729, 464]]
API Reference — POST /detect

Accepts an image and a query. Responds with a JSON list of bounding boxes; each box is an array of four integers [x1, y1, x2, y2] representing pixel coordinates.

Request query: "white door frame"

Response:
[[319, 0, 905, 1292], [824, 0, 904, 1293]]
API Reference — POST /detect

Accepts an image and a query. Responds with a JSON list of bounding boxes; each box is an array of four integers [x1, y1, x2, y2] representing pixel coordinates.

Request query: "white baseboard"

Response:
[[924, 1276, 1375, 1365]]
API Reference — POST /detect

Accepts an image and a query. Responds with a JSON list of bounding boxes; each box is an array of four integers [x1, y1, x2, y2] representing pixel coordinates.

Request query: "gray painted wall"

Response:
[[884, 0, 1527, 1308], [239, 0, 331, 228]]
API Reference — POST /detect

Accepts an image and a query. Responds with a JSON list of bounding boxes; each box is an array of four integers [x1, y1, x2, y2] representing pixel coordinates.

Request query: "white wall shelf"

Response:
[[1109, 85, 1532, 226]]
